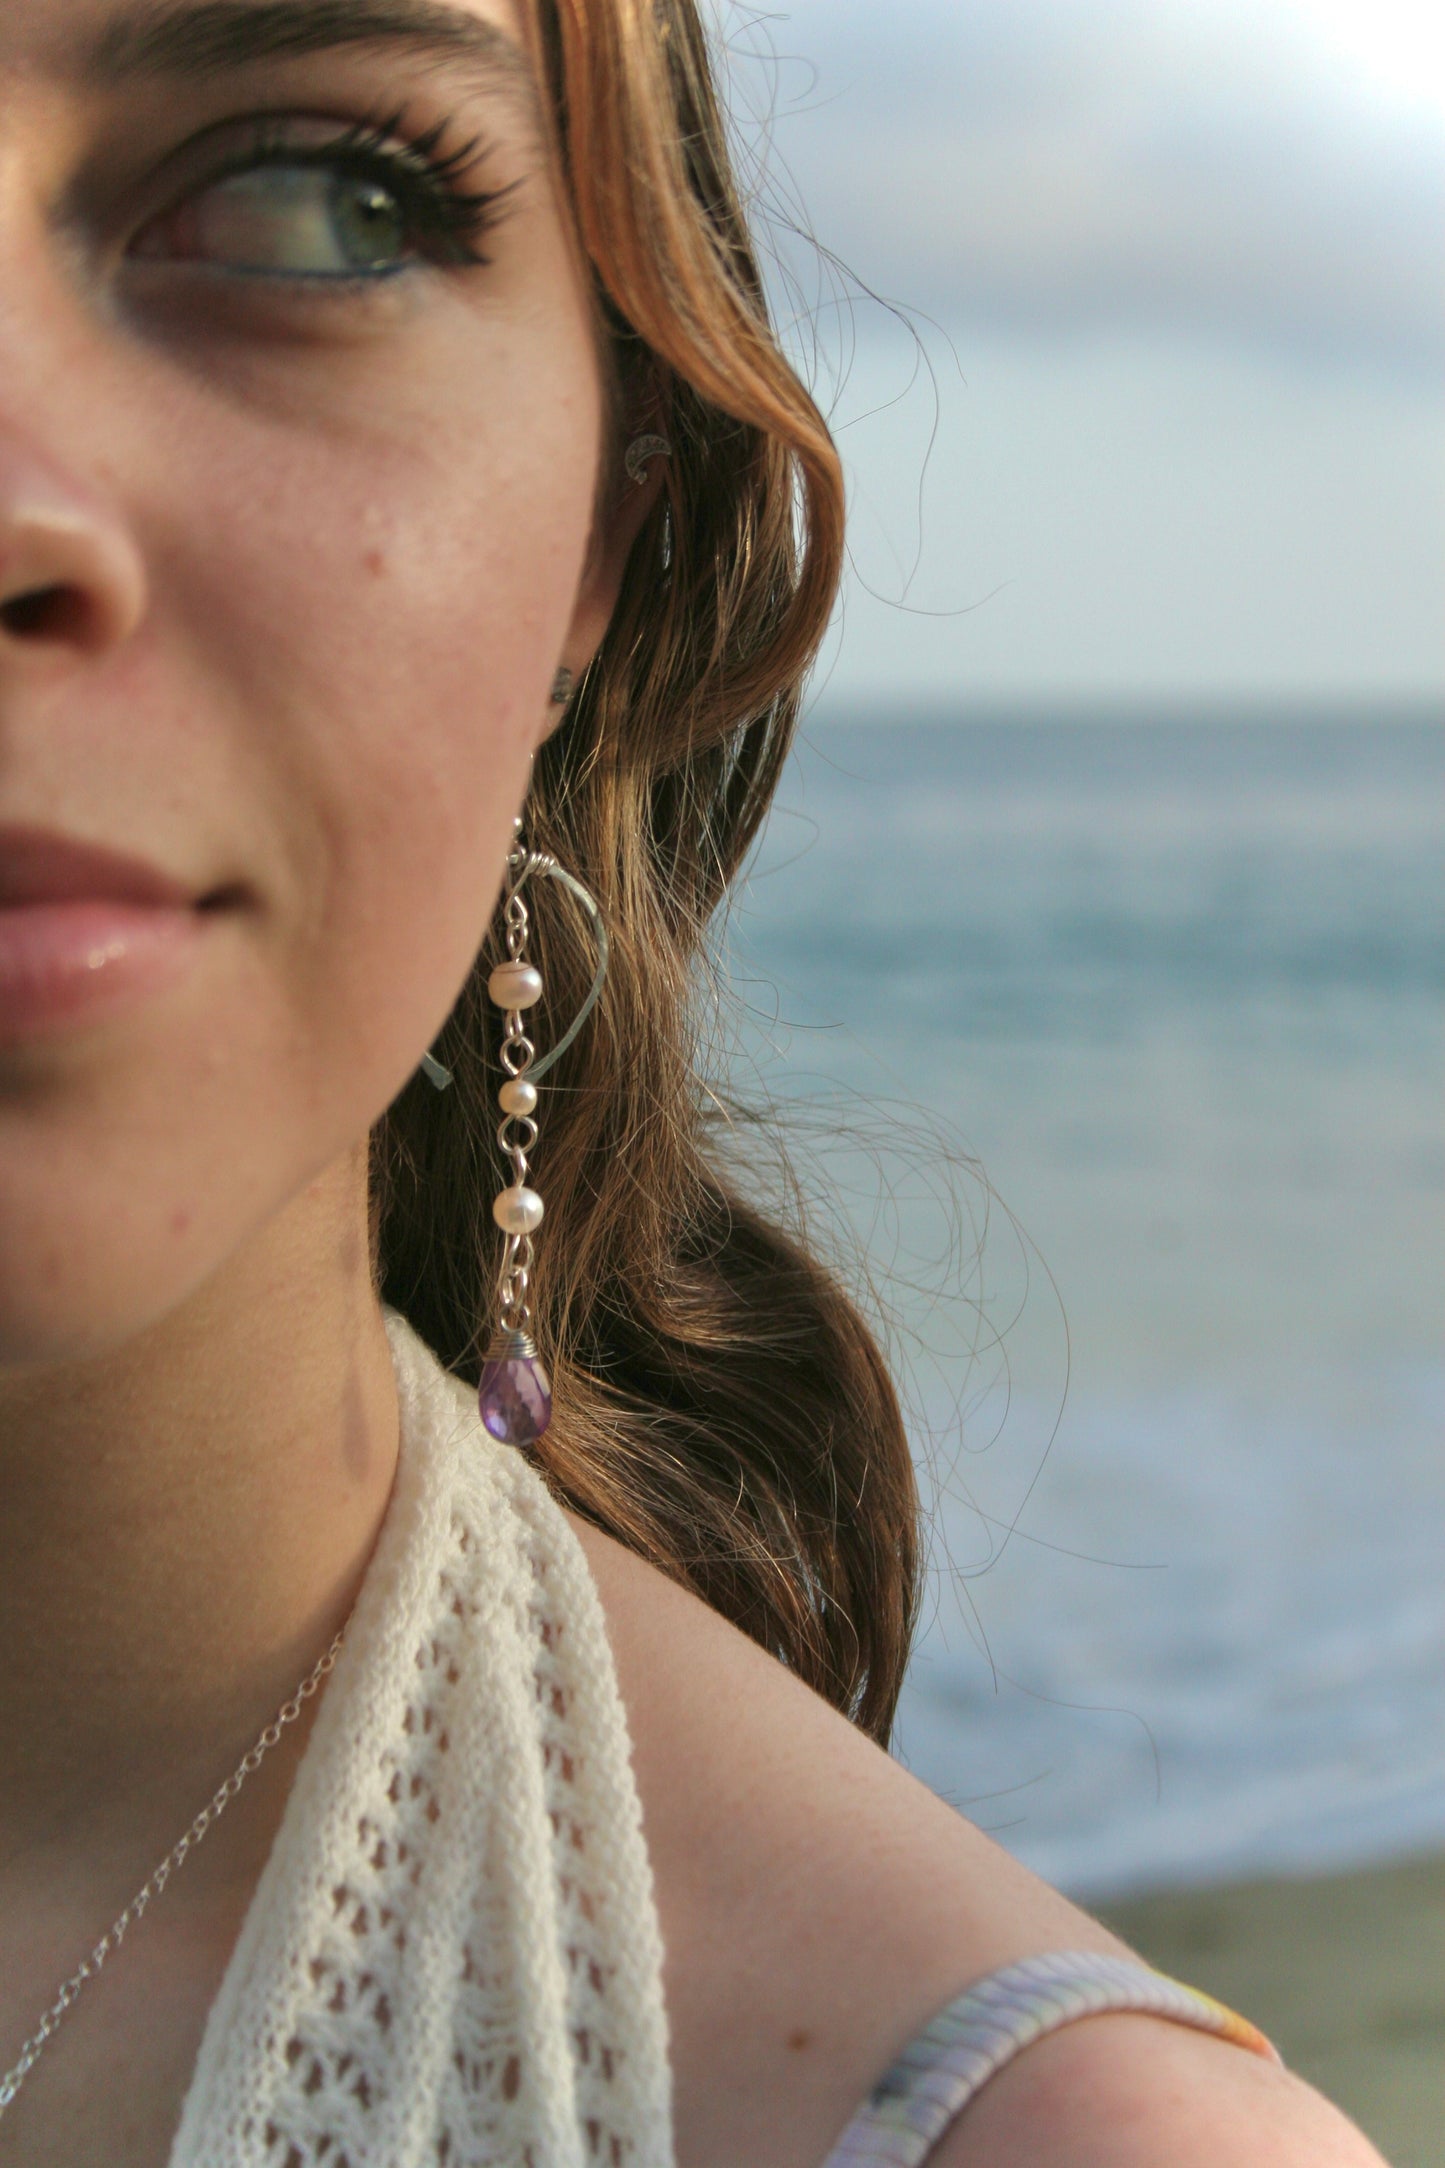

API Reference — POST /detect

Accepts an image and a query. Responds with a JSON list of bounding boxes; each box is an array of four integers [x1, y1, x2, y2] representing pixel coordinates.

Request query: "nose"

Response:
[[0, 437, 147, 656]]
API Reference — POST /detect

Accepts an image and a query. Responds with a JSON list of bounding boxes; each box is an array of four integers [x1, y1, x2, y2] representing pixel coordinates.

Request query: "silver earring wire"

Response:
[[418, 837, 607, 1099], [513, 861, 610, 1081], [624, 432, 672, 487]]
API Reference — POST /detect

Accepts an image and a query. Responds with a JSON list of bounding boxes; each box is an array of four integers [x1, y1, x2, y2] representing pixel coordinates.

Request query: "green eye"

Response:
[[330, 175, 410, 268], [139, 163, 416, 277], [133, 113, 514, 283]]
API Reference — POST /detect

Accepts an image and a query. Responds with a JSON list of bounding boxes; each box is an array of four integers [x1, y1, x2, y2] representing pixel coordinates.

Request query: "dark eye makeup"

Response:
[[130, 106, 518, 281]]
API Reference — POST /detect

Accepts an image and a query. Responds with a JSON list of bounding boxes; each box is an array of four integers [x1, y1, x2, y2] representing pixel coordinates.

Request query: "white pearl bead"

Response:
[[498, 1077, 538, 1117], [488, 961, 543, 1010], [493, 1185, 544, 1235]]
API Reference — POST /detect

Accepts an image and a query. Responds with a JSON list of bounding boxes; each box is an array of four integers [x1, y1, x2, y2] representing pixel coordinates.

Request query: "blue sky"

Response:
[[709, 0, 1445, 709]]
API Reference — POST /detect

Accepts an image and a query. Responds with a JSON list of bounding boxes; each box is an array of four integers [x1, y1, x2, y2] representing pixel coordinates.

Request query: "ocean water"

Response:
[[725, 713, 1444, 1901]]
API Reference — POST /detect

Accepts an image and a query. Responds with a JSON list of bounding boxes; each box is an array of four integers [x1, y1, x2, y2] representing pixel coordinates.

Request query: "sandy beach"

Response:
[[1098, 1851, 1445, 2168]]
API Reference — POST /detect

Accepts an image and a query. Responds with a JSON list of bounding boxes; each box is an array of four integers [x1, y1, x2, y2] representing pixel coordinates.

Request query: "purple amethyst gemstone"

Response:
[[478, 1351, 552, 1445]]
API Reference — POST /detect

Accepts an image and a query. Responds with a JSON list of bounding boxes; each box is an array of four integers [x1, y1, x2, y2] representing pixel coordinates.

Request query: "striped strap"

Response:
[[821, 1950, 1282, 2168]]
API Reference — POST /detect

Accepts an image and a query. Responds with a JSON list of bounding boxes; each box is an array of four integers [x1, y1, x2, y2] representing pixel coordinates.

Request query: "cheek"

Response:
[[156, 322, 602, 1095], [0, 269, 607, 1361]]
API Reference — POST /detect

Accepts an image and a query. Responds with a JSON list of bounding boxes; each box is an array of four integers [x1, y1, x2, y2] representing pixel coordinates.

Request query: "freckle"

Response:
[[786, 2030, 811, 2054]]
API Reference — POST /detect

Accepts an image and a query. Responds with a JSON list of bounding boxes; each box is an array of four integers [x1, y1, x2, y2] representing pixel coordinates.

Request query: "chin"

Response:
[[0, 1234, 208, 1373], [0, 1135, 297, 1377]]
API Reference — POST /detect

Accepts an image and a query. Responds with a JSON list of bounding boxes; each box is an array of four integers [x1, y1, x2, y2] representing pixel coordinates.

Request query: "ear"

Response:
[[546, 434, 669, 733]]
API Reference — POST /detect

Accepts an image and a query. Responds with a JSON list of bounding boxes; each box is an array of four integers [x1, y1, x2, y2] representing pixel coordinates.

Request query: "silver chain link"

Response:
[[496, 861, 539, 1334], [0, 1626, 345, 2122]]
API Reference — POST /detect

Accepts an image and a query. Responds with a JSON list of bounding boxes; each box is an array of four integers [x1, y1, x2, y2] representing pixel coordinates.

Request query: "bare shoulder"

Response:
[[926, 2013, 1388, 2167], [570, 1517, 1386, 2168]]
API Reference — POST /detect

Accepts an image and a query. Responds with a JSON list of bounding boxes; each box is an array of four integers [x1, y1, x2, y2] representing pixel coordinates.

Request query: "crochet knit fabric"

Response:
[[168, 1311, 674, 2168]]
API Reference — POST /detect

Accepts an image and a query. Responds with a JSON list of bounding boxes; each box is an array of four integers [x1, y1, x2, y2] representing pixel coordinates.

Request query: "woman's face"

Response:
[[0, 0, 617, 1363]]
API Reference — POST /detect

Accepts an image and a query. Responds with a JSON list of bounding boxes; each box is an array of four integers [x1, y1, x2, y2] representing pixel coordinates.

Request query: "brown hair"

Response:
[[373, 0, 920, 1744]]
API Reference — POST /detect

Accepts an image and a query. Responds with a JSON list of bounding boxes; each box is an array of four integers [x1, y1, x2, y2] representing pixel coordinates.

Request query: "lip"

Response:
[[0, 825, 201, 910], [0, 827, 212, 1044]]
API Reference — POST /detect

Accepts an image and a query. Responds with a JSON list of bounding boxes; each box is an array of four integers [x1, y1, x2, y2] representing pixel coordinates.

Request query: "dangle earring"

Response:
[[417, 672, 577, 1097], [476, 819, 609, 1447]]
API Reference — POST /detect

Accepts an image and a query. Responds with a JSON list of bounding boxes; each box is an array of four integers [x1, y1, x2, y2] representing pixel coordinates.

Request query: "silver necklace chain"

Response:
[[0, 1627, 345, 2123]]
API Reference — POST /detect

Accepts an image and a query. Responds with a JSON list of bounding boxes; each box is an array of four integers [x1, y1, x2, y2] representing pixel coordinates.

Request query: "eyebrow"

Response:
[[84, 0, 539, 117]]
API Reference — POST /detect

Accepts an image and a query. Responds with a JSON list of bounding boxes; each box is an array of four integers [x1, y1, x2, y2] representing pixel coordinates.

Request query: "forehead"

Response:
[[1, 0, 540, 119]]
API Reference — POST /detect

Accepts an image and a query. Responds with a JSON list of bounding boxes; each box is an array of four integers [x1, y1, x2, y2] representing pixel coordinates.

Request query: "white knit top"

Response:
[[168, 1309, 674, 2168]]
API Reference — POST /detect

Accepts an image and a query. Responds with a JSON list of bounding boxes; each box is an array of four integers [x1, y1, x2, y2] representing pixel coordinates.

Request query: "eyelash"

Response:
[[171, 106, 516, 274]]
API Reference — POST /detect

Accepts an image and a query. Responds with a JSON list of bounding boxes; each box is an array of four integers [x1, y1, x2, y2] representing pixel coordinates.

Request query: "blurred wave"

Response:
[[731, 712, 1444, 1897]]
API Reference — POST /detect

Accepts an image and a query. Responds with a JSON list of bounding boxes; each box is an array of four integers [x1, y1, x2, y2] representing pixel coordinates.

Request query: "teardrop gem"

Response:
[[478, 1350, 553, 1445]]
